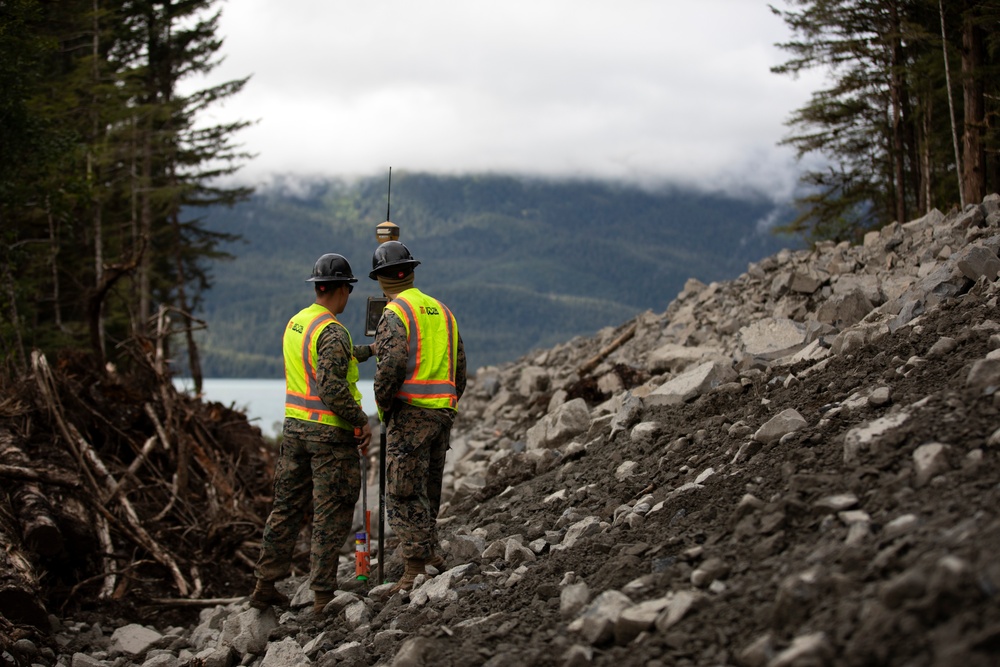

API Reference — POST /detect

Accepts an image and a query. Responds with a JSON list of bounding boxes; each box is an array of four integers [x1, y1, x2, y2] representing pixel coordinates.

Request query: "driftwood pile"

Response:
[[0, 345, 276, 637]]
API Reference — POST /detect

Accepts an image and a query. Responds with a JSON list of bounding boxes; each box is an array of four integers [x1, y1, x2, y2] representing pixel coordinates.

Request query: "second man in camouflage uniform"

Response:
[[369, 241, 467, 592]]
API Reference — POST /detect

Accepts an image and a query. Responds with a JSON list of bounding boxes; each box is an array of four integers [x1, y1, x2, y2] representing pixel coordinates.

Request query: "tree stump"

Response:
[[0, 491, 50, 630]]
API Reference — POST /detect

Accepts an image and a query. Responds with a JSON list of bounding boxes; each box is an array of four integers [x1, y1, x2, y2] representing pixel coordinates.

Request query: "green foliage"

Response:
[[0, 0, 251, 377], [184, 173, 801, 376], [772, 0, 1000, 240]]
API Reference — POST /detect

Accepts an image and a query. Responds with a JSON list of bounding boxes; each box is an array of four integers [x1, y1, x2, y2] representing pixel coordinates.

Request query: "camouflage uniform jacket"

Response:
[[283, 322, 373, 442]]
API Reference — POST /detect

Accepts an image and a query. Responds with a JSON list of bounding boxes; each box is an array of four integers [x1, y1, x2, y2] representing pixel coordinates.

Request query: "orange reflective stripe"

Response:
[[392, 296, 420, 376], [285, 310, 335, 417], [283, 305, 359, 427], [387, 291, 459, 408]]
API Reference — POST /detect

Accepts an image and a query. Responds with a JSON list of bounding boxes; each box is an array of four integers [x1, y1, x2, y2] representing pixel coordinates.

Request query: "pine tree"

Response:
[[772, 0, 1000, 240], [0, 0, 251, 381]]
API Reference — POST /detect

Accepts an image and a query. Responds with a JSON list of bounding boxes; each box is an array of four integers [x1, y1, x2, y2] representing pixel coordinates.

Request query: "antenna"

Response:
[[375, 167, 400, 244], [386, 167, 392, 221]]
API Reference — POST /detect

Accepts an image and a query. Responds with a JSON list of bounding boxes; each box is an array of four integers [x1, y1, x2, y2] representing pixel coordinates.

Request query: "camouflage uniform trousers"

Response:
[[255, 432, 360, 594], [385, 403, 455, 561]]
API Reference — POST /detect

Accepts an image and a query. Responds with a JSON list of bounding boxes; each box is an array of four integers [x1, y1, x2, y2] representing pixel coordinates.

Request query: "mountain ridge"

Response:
[[188, 172, 800, 377]]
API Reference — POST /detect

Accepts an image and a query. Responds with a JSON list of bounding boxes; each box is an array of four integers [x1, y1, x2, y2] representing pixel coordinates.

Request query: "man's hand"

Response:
[[356, 422, 373, 456]]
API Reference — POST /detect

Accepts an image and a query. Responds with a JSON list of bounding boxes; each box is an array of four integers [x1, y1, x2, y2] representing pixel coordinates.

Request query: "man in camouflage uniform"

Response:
[[250, 253, 373, 614], [368, 241, 467, 592]]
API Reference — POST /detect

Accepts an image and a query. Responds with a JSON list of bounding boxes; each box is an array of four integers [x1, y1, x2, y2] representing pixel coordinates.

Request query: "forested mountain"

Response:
[[7, 1, 1000, 392], [188, 172, 801, 377]]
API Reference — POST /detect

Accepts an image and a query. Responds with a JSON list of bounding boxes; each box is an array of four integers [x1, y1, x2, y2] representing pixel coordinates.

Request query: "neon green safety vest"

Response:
[[384, 288, 460, 410], [283, 303, 362, 429]]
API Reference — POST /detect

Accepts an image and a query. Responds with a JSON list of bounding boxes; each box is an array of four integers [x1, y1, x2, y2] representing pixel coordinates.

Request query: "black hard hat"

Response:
[[306, 253, 358, 283], [369, 241, 420, 280]]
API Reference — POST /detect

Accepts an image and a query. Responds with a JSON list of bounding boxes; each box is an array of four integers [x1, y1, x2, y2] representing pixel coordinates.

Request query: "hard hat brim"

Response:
[[368, 259, 419, 280], [305, 276, 359, 283]]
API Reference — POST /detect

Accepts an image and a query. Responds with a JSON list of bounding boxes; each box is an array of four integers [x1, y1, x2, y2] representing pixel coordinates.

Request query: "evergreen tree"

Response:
[[772, 0, 1000, 241], [0, 0, 251, 381]]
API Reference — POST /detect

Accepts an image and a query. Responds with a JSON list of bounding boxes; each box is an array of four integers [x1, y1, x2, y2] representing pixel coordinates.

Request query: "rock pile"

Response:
[[8, 194, 1000, 666]]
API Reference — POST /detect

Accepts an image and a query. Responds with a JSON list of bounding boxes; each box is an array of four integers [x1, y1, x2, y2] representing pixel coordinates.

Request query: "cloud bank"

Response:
[[185, 0, 824, 199]]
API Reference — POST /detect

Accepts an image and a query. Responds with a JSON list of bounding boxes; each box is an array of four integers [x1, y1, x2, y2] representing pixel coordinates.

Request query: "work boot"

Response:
[[390, 558, 427, 593], [313, 590, 335, 614], [249, 579, 288, 610], [426, 552, 445, 572]]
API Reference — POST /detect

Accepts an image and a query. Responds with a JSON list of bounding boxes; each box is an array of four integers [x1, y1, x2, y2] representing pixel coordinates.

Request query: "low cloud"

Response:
[[187, 0, 824, 199]]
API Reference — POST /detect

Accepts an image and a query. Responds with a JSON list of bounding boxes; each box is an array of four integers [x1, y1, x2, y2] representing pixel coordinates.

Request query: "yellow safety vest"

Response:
[[383, 288, 459, 410], [283, 303, 362, 429]]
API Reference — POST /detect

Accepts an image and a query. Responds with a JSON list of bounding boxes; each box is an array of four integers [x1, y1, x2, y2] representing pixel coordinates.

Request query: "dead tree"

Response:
[[0, 491, 49, 630]]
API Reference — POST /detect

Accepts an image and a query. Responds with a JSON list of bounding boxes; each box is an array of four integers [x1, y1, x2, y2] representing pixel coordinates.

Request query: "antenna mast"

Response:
[[375, 167, 400, 244]]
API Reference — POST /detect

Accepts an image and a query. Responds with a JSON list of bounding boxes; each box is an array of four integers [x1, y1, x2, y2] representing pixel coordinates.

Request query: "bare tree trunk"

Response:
[[889, 0, 907, 224], [139, 126, 153, 336], [0, 230, 28, 374], [921, 107, 932, 214], [130, 114, 143, 337], [940, 0, 965, 207], [46, 197, 63, 330], [89, 0, 106, 363], [960, 6, 986, 205]]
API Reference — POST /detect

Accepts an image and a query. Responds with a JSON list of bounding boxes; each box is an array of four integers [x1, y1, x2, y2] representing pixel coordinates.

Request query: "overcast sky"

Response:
[[189, 0, 825, 199]]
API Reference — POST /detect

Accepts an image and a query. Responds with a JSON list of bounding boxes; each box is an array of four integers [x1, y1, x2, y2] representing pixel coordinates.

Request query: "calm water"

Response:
[[173, 378, 376, 440]]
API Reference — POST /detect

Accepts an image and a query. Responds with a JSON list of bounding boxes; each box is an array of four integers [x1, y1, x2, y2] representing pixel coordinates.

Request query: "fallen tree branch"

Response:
[[577, 322, 637, 376], [0, 491, 49, 628], [67, 422, 191, 597], [105, 435, 158, 504], [146, 596, 245, 608], [31, 351, 190, 597], [93, 508, 116, 600], [0, 464, 80, 488]]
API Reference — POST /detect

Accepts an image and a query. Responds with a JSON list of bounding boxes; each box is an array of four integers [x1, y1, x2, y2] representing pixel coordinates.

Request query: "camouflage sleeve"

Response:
[[373, 310, 408, 412], [455, 331, 467, 401], [353, 342, 375, 363], [315, 325, 368, 429]]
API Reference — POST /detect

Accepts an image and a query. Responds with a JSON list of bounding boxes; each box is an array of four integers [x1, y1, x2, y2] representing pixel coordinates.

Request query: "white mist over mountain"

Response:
[[182, 1, 825, 200]]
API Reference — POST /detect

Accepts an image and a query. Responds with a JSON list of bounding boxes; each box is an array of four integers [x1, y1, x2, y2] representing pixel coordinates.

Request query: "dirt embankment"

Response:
[[3, 195, 1000, 667]]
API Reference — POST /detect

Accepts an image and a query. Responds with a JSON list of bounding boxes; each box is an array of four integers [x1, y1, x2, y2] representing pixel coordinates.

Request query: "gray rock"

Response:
[[966, 358, 1000, 395], [843, 412, 910, 465], [259, 637, 309, 667], [754, 409, 807, 445], [571, 590, 632, 645], [653, 590, 704, 631], [518, 366, 550, 397], [740, 318, 808, 359], [913, 442, 952, 487], [608, 393, 644, 439], [560, 582, 590, 618], [646, 360, 737, 406], [956, 244, 1000, 281], [109, 624, 163, 658], [192, 646, 235, 667], [816, 290, 875, 328], [219, 607, 278, 656], [614, 596, 671, 644], [141, 654, 179, 667], [70, 654, 106, 667], [526, 398, 591, 449], [390, 637, 435, 667]]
